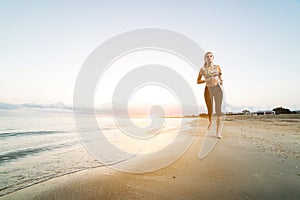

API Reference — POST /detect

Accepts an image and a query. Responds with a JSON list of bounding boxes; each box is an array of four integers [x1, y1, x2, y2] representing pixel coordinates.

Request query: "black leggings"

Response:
[[204, 84, 223, 121]]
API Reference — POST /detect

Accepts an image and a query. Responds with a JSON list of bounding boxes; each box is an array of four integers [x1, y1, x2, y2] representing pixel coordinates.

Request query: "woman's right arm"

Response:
[[197, 69, 206, 84]]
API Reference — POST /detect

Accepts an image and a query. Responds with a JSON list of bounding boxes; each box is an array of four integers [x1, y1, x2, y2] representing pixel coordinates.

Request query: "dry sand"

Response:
[[1, 114, 300, 200]]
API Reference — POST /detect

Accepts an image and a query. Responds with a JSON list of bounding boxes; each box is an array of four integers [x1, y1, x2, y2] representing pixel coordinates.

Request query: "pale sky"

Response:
[[0, 0, 300, 114]]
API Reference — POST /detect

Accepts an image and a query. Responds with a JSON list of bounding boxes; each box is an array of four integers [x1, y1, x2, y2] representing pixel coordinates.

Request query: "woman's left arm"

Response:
[[218, 65, 223, 85]]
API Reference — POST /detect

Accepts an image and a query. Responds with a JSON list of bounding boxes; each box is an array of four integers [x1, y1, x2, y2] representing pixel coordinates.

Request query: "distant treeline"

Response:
[[272, 107, 293, 114]]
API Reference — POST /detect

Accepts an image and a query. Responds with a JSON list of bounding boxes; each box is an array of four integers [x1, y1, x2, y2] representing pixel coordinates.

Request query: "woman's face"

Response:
[[205, 53, 214, 64]]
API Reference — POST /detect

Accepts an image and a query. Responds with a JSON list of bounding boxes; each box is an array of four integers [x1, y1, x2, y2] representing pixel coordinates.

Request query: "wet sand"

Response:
[[1, 114, 300, 200]]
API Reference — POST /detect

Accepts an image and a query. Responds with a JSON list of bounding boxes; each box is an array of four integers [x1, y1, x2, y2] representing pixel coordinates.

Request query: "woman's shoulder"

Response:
[[214, 64, 221, 70], [199, 66, 206, 74]]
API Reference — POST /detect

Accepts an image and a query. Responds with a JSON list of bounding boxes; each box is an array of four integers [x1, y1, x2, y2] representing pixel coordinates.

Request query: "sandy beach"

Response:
[[1, 114, 300, 200]]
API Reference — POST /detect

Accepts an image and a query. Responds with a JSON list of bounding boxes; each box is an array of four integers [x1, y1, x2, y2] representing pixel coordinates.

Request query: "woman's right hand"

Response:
[[197, 80, 205, 84]]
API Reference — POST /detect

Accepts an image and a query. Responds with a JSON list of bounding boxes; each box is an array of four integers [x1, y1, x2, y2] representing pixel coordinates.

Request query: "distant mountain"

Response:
[[0, 102, 72, 111]]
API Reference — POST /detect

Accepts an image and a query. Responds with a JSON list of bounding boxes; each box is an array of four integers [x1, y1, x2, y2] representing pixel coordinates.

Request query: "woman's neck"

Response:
[[206, 62, 214, 67]]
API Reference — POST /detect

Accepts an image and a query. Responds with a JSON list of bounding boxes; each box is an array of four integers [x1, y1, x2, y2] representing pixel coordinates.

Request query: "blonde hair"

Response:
[[204, 52, 214, 67]]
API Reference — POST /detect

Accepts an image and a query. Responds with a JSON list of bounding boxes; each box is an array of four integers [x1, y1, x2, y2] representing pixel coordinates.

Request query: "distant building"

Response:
[[242, 110, 251, 115], [255, 110, 275, 115], [225, 112, 243, 116]]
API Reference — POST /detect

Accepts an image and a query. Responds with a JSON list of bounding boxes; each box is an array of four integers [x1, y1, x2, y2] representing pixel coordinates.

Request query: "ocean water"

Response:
[[0, 110, 194, 197]]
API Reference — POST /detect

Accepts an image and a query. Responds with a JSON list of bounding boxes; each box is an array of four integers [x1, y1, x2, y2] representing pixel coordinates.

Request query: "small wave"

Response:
[[0, 130, 67, 138], [0, 140, 79, 164]]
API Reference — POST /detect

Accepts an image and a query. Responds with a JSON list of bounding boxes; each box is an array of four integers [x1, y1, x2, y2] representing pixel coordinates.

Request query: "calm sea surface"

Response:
[[0, 110, 194, 196]]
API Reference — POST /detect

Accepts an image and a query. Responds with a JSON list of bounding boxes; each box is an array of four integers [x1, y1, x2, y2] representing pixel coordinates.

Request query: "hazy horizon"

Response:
[[0, 101, 298, 117]]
